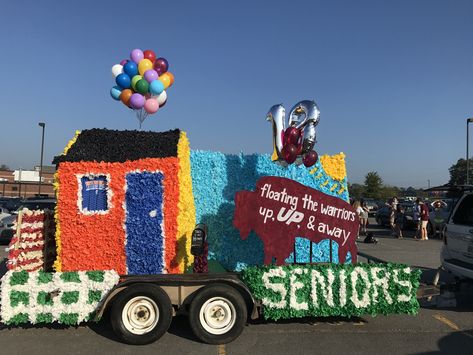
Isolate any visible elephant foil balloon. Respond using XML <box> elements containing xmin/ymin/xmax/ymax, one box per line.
<box><xmin>266</xmin><ymin>100</ymin><xmax>320</xmax><ymax>167</ymax></box>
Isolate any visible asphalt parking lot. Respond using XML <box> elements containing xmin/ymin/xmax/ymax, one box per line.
<box><xmin>0</xmin><ymin>218</ymin><xmax>472</xmax><ymax>355</ymax></box>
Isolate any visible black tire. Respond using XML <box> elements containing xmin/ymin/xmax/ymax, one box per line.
<box><xmin>110</xmin><ymin>284</ymin><xmax>173</xmax><ymax>345</ymax></box>
<box><xmin>188</xmin><ymin>284</ymin><xmax>247</xmax><ymax>344</ymax></box>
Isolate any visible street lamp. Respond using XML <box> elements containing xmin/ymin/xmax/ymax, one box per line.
<box><xmin>38</xmin><ymin>122</ymin><xmax>45</xmax><ymax>195</ymax></box>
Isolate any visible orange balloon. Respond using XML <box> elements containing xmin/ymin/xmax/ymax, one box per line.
<box><xmin>166</xmin><ymin>72</ymin><xmax>174</xmax><ymax>86</ymax></box>
<box><xmin>120</xmin><ymin>89</ymin><xmax>133</xmax><ymax>106</ymax></box>
<box><xmin>158</xmin><ymin>74</ymin><xmax>171</xmax><ymax>89</ymax></box>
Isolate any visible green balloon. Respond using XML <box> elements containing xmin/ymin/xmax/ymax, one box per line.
<box><xmin>131</xmin><ymin>75</ymin><xmax>143</xmax><ymax>90</ymax></box>
<box><xmin>136</xmin><ymin>79</ymin><xmax>149</xmax><ymax>94</ymax></box>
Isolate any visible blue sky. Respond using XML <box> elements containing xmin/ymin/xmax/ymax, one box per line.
<box><xmin>0</xmin><ymin>0</ymin><xmax>471</xmax><ymax>188</ymax></box>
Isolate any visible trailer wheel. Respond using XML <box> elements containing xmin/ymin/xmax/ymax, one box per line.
<box><xmin>189</xmin><ymin>284</ymin><xmax>247</xmax><ymax>344</ymax></box>
<box><xmin>110</xmin><ymin>284</ymin><xmax>172</xmax><ymax>345</ymax></box>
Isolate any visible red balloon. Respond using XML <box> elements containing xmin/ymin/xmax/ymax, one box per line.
<box><xmin>154</xmin><ymin>57</ymin><xmax>169</xmax><ymax>75</ymax></box>
<box><xmin>143</xmin><ymin>50</ymin><xmax>156</xmax><ymax>63</ymax></box>
<box><xmin>302</xmin><ymin>150</ymin><xmax>318</xmax><ymax>167</ymax></box>
<box><xmin>284</xmin><ymin>127</ymin><xmax>301</xmax><ymax>146</ymax></box>
<box><xmin>282</xmin><ymin>144</ymin><xmax>298</xmax><ymax>164</ymax></box>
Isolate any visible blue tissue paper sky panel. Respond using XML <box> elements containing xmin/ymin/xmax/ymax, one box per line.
<box><xmin>190</xmin><ymin>151</ymin><xmax>351</xmax><ymax>271</ymax></box>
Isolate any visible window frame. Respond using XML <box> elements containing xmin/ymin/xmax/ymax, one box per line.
<box><xmin>76</xmin><ymin>173</ymin><xmax>113</xmax><ymax>215</ymax></box>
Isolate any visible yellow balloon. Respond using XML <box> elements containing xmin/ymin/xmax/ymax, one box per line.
<box><xmin>159</xmin><ymin>73</ymin><xmax>171</xmax><ymax>89</ymax></box>
<box><xmin>138</xmin><ymin>59</ymin><xmax>153</xmax><ymax>76</ymax></box>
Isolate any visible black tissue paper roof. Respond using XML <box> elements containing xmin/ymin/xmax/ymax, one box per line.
<box><xmin>53</xmin><ymin>128</ymin><xmax>181</xmax><ymax>164</ymax></box>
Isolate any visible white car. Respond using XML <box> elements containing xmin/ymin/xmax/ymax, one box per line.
<box><xmin>0</xmin><ymin>206</ymin><xmax>11</xmax><ymax>221</ymax></box>
<box><xmin>441</xmin><ymin>191</ymin><xmax>473</xmax><ymax>280</ymax></box>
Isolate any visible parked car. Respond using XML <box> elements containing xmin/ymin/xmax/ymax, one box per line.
<box><xmin>441</xmin><ymin>191</ymin><xmax>473</xmax><ymax>280</ymax></box>
<box><xmin>0</xmin><ymin>214</ymin><xmax>16</xmax><ymax>245</ymax></box>
<box><xmin>375</xmin><ymin>206</ymin><xmax>391</xmax><ymax>226</ymax></box>
<box><xmin>375</xmin><ymin>202</ymin><xmax>416</xmax><ymax>230</ymax></box>
<box><xmin>1</xmin><ymin>197</ymin><xmax>23</xmax><ymax>212</ymax></box>
<box><xmin>363</xmin><ymin>199</ymin><xmax>379</xmax><ymax>216</ymax></box>
<box><xmin>14</xmin><ymin>198</ymin><xmax>56</xmax><ymax>213</ymax></box>
<box><xmin>0</xmin><ymin>206</ymin><xmax>11</xmax><ymax>221</ymax></box>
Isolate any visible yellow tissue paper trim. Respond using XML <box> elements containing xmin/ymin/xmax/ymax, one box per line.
<box><xmin>62</xmin><ymin>130</ymin><xmax>81</xmax><ymax>156</ymax></box>
<box><xmin>53</xmin><ymin>171</ymin><xmax>62</xmax><ymax>272</ymax></box>
<box><xmin>176</xmin><ymin>131</ymin><xmax>196</xmax><ymax>273</ymax></box>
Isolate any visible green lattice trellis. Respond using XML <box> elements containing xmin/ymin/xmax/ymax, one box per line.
<box><xmin>1</xmin><ymin>270</ymin><xmax>119</xmax><ymax>325</ymax></box>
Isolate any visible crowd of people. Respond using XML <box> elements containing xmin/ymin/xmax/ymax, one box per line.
<box><xmin>351</xmin><ymin>197</ymin><xmax>432</xmax><ymax>241</ymax></box>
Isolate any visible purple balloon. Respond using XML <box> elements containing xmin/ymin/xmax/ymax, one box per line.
<box><xmin>130</xmin><ymin>49</ymin><xmax>144</xmax><ymax>64</ymax></box>
<box><xmin>144</xmin><ymin>69</ymin><xmax>159</xmax><ymax>83</ymax></box>
<box><xmin>129</xmin><ymin>93</ymin><xmax>145</xmax><ymax>109</ymax></box>
<box><xmin>153</xmin><ymin>57</ymin><xmax>169</xmax><ymax>76</ymax></box>
<box><xmin>120</xmin><ymin>59</ymin><xmax>128</xmax><ymax>66</ymax></box>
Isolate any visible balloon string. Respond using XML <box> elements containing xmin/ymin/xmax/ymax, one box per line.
<box><xmin>135</xmin><ymin>108</ymin><xmax>149</xmax><ymax>130</ymax></box>
<box><xmin>136</xmin><ymin>109</ymin><xmax>143</xmax><ymax>130</ymax></box>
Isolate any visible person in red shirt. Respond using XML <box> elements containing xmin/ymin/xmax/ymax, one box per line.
<box><xmin>419</xmin><ymin>198</ymin><xmax>430</xmax><ymax>241</ymax></box>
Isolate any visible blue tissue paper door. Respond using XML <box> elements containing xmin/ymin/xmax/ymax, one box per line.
<box><xmin>125</xmin><ymin>172</ymin><xmax>165</xmax><ymax>274</ymax></box>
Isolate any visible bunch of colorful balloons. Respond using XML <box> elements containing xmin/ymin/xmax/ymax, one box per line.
<box><xmin>110</xmin><ymin>48</ymin><xmax>174</xmax><ymax>127</ymax></box>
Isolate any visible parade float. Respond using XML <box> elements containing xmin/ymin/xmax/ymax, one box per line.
<box><xmin>0</xmin><ymin>48</ymin><xmax>420</xmax><ymax>345</ymax></box>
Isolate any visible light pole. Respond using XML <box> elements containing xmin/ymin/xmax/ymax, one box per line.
<box><xmin>38</xmin><ymin>122</ymin><xmax>45</xmax><ymax>195</ymax></box>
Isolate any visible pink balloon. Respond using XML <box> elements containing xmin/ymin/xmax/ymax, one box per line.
<box><xmin>120</xmin><ymin>59</ymin><xmax>128</xmax><ymax>66</ymax></box>
<box><xmin>144</xmin><ymin>98</ymin><xmax>159</xmax><ymax>114</ymax></box>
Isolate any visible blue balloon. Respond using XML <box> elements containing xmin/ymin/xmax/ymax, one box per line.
<box><xmin>116</xmin><ymin>73</ymin><xmax>131</xmax><ymax>89</ymax></box>
<box><xmin>110</xmin><ymin>86</ymin><xmax>122</xmax><ymax>101</ymax></box>
<box><xmin>149</xmin><ymin>80</ymin><xmax>164</xmax><ymax>95</ymax></box>
<box><xmin>123</xmin><ymin>61</ymin><xmax>138</xmax><ymax>77</ymax></box>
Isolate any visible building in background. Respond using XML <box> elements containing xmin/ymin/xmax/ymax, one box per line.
<box><xmin>0</xmin><ymin>166</ymin><xmax>55</xmax><ymax>197</ymax></box>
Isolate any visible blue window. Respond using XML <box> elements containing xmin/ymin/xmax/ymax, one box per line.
<box><xmin>81</xmin><ymin>175</ymin><xmax>108</xmax><ymax>212</ymax></box>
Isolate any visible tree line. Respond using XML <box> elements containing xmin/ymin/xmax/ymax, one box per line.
<box><xmin>349</xmin><ymin>158</ymin><xmax>470</xmax><ymax>201</ymax></box>
<box><xmin>348</xmin><ymin>171</ymin><xmax>427</xmax><ymax>201</ymax></box>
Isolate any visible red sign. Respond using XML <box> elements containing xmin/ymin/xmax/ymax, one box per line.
<box><xmin>233</xmin><ymin>176</ymin><xmax>359</xmax><ymax>264</ymax></box>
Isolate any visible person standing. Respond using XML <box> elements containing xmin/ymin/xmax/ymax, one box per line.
<box><xmin>394</xmin><ymin>204</ymin><xmax>405</xmax><ymax>239</ymax></box>
<box><xmin>389</xmin><ymin>197</ymin><xmax>399</xmax><ymax>236</ymax></box>
<box><xmin>419</xmin><ymin>198</ymin><xmax>430</xmax><ymax>240</ymax></box>
<box><xmin>359</xmin><ymin>199</ymin><xmax>369</xmax><ymax>236</ymax></box>
<box><xmin>352</xmin><ymin>200</ymin><xmax>363</xmax><ymax>237</ymax></box>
